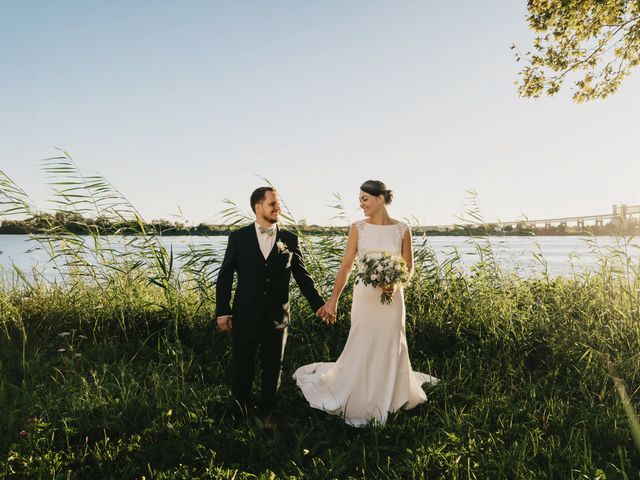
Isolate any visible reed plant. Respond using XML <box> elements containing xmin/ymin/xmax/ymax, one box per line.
<box><xmin>1</xmin><ymin>156</ymin><xmax>639</xmax><ymax>478</ymax></box>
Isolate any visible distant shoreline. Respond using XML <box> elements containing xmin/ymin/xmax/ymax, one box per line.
<box><xmin>0</xmin><ymin>230</ymin><xmax>629</xmax><ymax>237</ymax></box>
<box><xmin>2</xmin><ymin>214</ymin><xmax>635</xmax><ymax>237</ymax></box>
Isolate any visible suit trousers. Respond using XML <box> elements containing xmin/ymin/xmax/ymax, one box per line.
<box><xmin>230</xmin><ymin>321</ymin><xmax>288</xmax><ymax>412</ymax></box>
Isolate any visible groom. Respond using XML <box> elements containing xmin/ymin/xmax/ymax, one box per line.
<box><xmin>215</xmin><ymin>187</ymin><xmax>332</xmax><ymax>418</ymax></box>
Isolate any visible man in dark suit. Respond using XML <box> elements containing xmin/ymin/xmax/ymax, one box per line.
<box><xmin>216</xmin><ymin>187</ymin><xmax>333</xmax><ymax>420</ymax></box>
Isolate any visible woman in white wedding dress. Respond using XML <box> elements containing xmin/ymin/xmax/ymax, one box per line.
<box><xmin>293</xmin><ymin>180</ymin><xmax>439</xmax><ymax>427</ymax></box>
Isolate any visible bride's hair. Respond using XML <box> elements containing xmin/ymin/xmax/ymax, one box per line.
<box><xmin>360</xmin><ymin>180</ymin><xmax>393</xmax><ymax>205</ymax></box>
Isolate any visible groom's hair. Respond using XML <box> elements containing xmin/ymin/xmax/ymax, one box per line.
<box><xmin>250</xmin><ymin>186</ymin><xmax>276</xmax><ymax>213</ymax></box>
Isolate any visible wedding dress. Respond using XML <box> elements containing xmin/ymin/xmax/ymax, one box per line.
<box><xmin>293</xmin><ymin>220</ymin><xmax>439</xmax><ymax>427</ymax></box>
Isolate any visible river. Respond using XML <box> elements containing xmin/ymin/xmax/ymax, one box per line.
<box><xmin>0</xmin><ymin>234</ymin><xmax>636</xmax><ymax>281</ymax></box>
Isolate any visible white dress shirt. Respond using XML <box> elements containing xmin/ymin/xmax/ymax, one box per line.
<box><xmin>255</xmin><ymin>222</ymin><xmax>277</xmax><ymax>259</ymax></box>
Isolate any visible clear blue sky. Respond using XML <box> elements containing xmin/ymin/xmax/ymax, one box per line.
<box><xmin>2</xmin><ymin>1</ymin><xmax>639</xmax><ymax>226</ymax></box>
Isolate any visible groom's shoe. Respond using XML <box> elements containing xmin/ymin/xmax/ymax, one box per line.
<box><xmin>260</xmin><ymin>413</ymin><xmax>280</xmax><ymax>430</ymax></box>
<box><xmin>264</xmin><ymin>415</ymin><xmax>279</xmax><ymax>430</ymax></box>
<box><xmin>257</xmin><ymin>402</ymin><xmax>281</xmax><ymax>430</ymax></box>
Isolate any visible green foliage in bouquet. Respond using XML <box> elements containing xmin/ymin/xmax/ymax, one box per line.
<box><xmin>355</xmin><ymin>252</ymin><xmax>410</xmax><ymax>304</ymax></box>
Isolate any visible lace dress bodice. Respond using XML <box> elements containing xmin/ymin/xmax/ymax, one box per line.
<box><xmin>353</xmin><ymin>220</ymin><xmax>409</xmax><ymax>267</ymax></box>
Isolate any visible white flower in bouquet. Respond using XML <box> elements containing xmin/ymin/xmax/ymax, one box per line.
<box><xmin>355</xmin><ymin>251</ymin><xmax>410</xmax><ymax>304</ymax></box>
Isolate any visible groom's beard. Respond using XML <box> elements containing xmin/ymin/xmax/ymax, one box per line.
<box><xmin>261</xmin><ymin>213</ymin><xmax>278</xmax><ymax>224</ymax></box>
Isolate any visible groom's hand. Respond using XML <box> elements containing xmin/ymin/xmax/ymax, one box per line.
<box><xmin>217</xmin><ymin>315</ymin><xmax>233</xmax><ymax>332</ymax></box>
<box><xmin>315</xmin><ymin>306</ymin><xmax>327</xmax><ymax>323</ymax></box>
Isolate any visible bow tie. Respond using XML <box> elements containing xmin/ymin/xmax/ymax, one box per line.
<box><xmin>258</xmin><ymin>225</ymin><xmax>276</xmax><ymax>236</ymax></box>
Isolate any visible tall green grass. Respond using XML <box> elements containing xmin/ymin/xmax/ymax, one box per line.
<box><xmin>1</xmin><ymin>155</ymin><xmax>640</xmax><ymax>478</ymax></box>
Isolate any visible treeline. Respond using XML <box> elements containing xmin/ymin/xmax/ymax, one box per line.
<box><xmin>0</xmin><ymin>212</ymin><xmax>349</xmax><ymax>236</ymax></box>
<box><xmin>414</xmin><ymin>220</ymin><xmax>640</xmax><ymax>236</ymax></box>
<box><xmin>1</xmin><ymin>212</ymin><xmax>637</xmax><ymax>236</ymax></box>
<box><xmin>0</xmin><ymin>212</ymin><xmax>228</xmax><ymax>236</ymax></box>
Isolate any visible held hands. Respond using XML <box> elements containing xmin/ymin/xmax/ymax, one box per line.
<box><xmin>218</xmin><ymin>306</ymin><xmax>334</xmax><ymax>330</ymax></box>
<box><xmin>216</xmin><ymin>315</ymin><xmax>233</xmax><ymax>332</ymax></box>
<box><xmin>316</xmin><ymin>300</ymin><xmax>337</xmax><ymax>324</ymax></box>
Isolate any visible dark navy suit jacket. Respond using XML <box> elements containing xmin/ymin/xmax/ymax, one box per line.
<box><xmin>215</xmin><ymin>224</ymin><xmax>324</xmax><ymax>335</ymax></box>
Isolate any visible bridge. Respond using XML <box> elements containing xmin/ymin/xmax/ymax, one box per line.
<box><xmin>422</xmin><ymin>204</ymin><xmax>640</xmax><ymax>232</ymax></box>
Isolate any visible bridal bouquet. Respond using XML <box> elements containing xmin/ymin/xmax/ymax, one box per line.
<box><xmin>356</xmin><ymin>252</ymin><xmax>410</xmax><ymax>304</ymax></box>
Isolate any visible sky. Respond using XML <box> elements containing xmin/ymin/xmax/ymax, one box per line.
<box><xmin>2</xmin><ymin>1</ymin><xmax>639</xmax><ymax>227</ymax></box>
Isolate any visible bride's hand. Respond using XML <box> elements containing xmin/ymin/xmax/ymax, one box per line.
<box><xmin>382</xmin><ymin>284</ymin><xmax>397</xmax><ymax>297</ymax></box>
<box><xmin>325</xmin><ymin>299</ymin><xmax>337</xmax><ymax>324</ymax></box>
<box><xmin>329</xmin><ymin>308</ymin><xmax>337</xmax><ymax>324</ymax></box>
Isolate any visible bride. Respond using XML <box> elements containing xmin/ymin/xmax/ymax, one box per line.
<box><xmin>293</xmin><ymin>180</ymin><xmax>439</xmax><ymax>427</ymax></box>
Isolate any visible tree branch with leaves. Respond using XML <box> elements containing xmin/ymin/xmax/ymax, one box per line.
<box><xmin>515</xmin><ymin>0</ymin><xmax>640</xmax><ymax>102</ymax></box>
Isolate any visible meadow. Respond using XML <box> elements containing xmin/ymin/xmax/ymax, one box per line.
<box><xmin>1</xmin><ymin>156</ymin><xmax>640</xmax><ymax>479</ymax></box>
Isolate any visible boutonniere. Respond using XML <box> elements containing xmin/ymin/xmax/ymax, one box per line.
<box><xmin>276</xmin><ymin>240</ymin><xmax>293</xmax><ymax>269</ymax></box>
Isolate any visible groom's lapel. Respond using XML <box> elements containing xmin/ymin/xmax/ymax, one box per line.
<box><xmin>266</xmin><ymin>226</ymin><xmax>280</xmax><ymax>261</ymax></box>
<box><xmin>249</xmin><ymin>224</ymin><xmax>265</xmax><ymax>261</ymax></box>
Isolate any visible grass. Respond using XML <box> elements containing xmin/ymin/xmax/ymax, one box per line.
<box><xmin>1</xmin><ymin>155</ymin><xmax>640</xmax><ymax>478</ymax></box>
<box><xmin>1</xmin><ymin>249</ymin><xmax>640</xmax><ymax>479</ymax></box>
